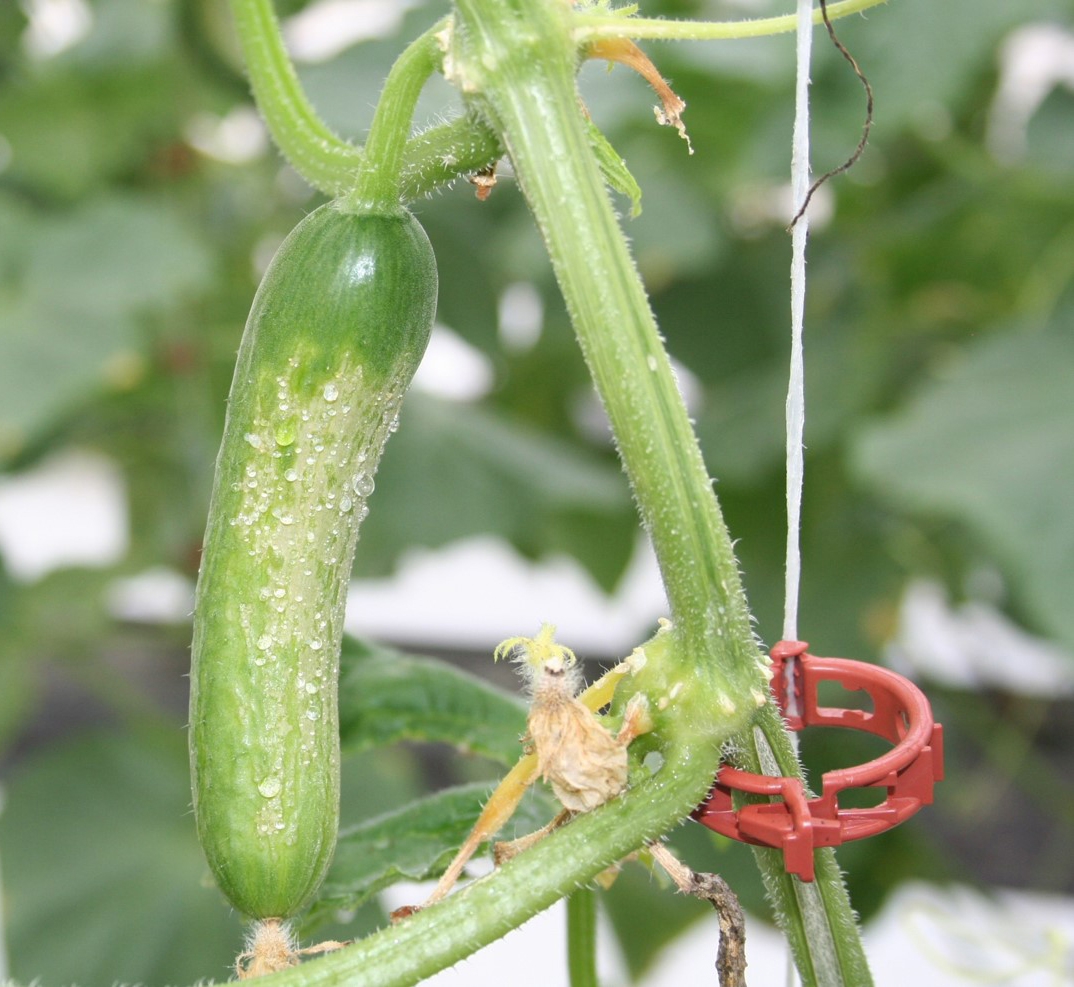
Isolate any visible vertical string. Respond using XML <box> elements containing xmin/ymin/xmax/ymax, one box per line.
<box><xmin>784</xmin><ymin>6</ymin><xmax>813</xmax><ymax>985</ymax></box>
<box><xmin>785</xmin><ymin>0</ymin><xmax>813</xmax><ymax>647</ymax></box>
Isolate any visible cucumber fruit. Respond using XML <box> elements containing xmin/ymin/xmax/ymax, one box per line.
<box><xmin>189</xmin><ymin>201</ymin><xmax>436</xmax><ymax>919</ymax></box>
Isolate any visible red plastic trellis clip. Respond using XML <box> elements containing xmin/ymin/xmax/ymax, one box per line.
<box><xmin>692</xmin><ymin>640</ymin><xmax>944</xmax><ymax>882</ymax></box>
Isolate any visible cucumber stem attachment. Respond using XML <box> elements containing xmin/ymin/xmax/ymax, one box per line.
<box><xmin>229</xmin><ymin>0</ymin><xmax>501</xmax><ymax>200</ymax></box>
<box><xmin>344</xmin><ymin>20</ymin><xmax>448</xmax><ymax>212</ymax></box>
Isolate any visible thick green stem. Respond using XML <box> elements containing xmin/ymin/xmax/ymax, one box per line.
<box><xmin>399</xmin><ymin>114</ymin><xmax>503</xmax><ymax>201</ymax></box>
<box><xmin>236</xmin><ymin>742</ymin><xmax>717</xmax><ymax>987</ymax></box>
<box><xmin>449</xmin><ymin>0</ymin><xmax>768</xmax><ymax>741</ymax></box>
<box><xmin>566</xmin><ymin>889</ymin><xmax>600</xmax><ymax>987</ymax></box>
<box><xmin>736</xmin><ymin>705</ymin><xmax>874</xmax><ymax>986</ymax></box>
<box><xmin>447</xmin><ymin>0</ymin><xmax>872</xmax><ymax>983</ymax></box>
<box><xmin>343</xmin><ymin>20</ymin><xmax>446</xmax><ymax>211</ymax></box>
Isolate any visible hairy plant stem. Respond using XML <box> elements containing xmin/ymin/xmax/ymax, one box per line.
<box><xmin>566</xmin><ymin>889</ymin><xmax>600</xmax><ymax>987</ymax></box>
<box><xmin>573</xmin><ymin>0</ymin><xmax>890</xmax><ymax>44</ymax></box>
<box><xmin>228</xmin><ymin>0</ymin><xmax>362</xmax><ymax>192</ymax></box>
<box><xmin>228</xmin><ymin>0</ymin><xmax>501</xmax><ymax>198</ymax></box>
<box><xmin>343</xmin><ymin>21</ymin><xmax>446</xmax><ymax>211</ymax></box>
<box><xmin>399</xmin><ymin>113</ymin><xmax>502</xmax><ymax>201</ymax></box>
<box><xmin>737</xmin><ymin>704</ymin><xmax>874</xmax><ymax>985</ymax></box>
<box><xmin>450</xmin><ymin>0</ymin><xmax>768</xmax><ymax>739</ymax></box>
<box><xmin>447</xmin><ymin>0</ymin><xmax>872</xmax><ymax>983</ymax></box>
<box><xmin>234</xmin><ymin>741</ymin><xmax>717</xmax><ymax>987</ymax></box>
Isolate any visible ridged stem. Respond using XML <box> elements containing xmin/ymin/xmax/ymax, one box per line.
<box><xmin>450</xmin><ymin>0</ymin><xmax>768</xmax><ymax>739</ymax></box>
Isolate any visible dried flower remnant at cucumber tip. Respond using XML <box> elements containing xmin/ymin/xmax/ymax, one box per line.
<box><xmin>495</xmin><ymin>624</ymin><xmax>651</xmax><ymax>813</ymax></box>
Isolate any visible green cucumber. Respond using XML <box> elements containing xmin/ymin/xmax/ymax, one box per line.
<box><xmin>189</xmin><ymin>200</ymin><xmax>436</xmax><ymax>920</ymax></box>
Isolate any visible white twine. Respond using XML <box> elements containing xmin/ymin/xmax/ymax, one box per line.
<box><xmin>784</xmin><ymin>0</ymin><xmax>813</xmax><ymax>646</ymax></box>
<box><xmin>784</xmin><ymin>6</ymin><xmax>814</xmax><ymax>984</ymax></box>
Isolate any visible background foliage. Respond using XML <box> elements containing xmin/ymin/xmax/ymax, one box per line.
<box><xmin>1</xmin><ymin>0</ymin><xmax>1073</xmax><ymax>983</ymax></box>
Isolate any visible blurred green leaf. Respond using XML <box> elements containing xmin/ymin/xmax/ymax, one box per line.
<box><xmin>310</xmin><ymin>781</ymin><xmax>551</xmax><ymax>923</ymax></box>
<box><xmin>0</xmin><ymin>67</ymin><xmax>183</xmax><ymax>198</ymax></box>
<box><xmin>0</xmin><ymin>730</ymin><xmax>238</xmax><ymax>987</ymax></box>
<box><xmin>339</xmin><ymin>637</ymin><xmax>527</xmax><ymax>766</ymax></box>
<box><xmin>22</xmin><ymin>195</ymin><xmax>212</xmax><ymax>317</ymax></box>
<box><xmin>0</xmin><ymin>195</ymin><xmax>213</xmax><ymax>450</ymax></box>
<box><xmin>0</xmin><ymin>564</ymin><xmax>37</xmax><ymax>749</ymax></box>
<box><xmin>357</xmin><ymin>395</ymin><xmax>636</xmax><ymax>590</ymax></box>
<box><xmin>844</xmin><ymin>0</ymin><xmax>1070</xmax><ymax>133</ymax></box>
<box><xmin>853</xmin><ymin>324</ymin><xmax>1074</xmax><ymax>651</ymax></box>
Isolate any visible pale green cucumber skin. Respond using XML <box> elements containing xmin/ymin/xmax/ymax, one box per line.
<box><xmin>189</xmin><ymin>201</ymin><xmax>436</xmax><ymax>920</ymax></box>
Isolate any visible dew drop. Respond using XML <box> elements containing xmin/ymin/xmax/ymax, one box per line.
<box><xmin>244</xmin><ymin>432</ymin><xmax>263</xmax><ymax>449</ymax></box>
<box><xmin>257</xmin><ymin>634</ymin><xmax>273</xmax><ymax>650</ymax></box>
<box><xmin>284</xmin><ymin>468</ymin><xmax>298</xmax><ymax>482</ymax></box>
<box><xmin>273</xmin><ymin>588</ymin><xmax>286</xmax><ymax>598</ymax></box>
<box><xmin>275</xmin><ymin>419</ymin><xmax>297</xmax><ymax>447</ymax></box>
<box><xmin>305</xmin><ymin>681</ymin><xmax>319</xmax><ymax>694</ymax></box>
<box><xmin>308</xmin><ymin>639</ymin><xmax>323</xmax><ymax>651</ymax></box>
<box><xmin>258</xmin><ymin>776</ymin><xmax>282</xmax><ymax>798</ymax></box>
<box><xmin>305</xmin><ymin>708</ymin><xmax>320</xmax><ymax>721</ymax></box>
<box><xmin>323</xmin><ymin>382</ymin><xmax>339</xmax><ymax>402</ymax></box>
<box><xmin>352</xmin><ymin>473</ymin><xmax>375</xmax><ymax>497</ymax></box>
<box><xmin>339</xmin><ymin>495</ymin><xmax>353</xmax><ymax>512</ymax></box>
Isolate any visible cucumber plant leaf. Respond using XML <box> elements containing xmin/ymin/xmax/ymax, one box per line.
<box><xmin>306</xmin><ymin>782</ymin><xmax>553</xmax><ymax>927</ymax></box>
<box><xmin>586</xmin><ymin>118</ymin><xmax>643</xmax><ymax>217</ymax></box>
<box><xmin>852</xmin><ymin>324</ymin><xmax>1074</xmax><ymax>651</ymax></box>
<box><xmin>339</xmin><ymin>636</ymin><xmax>527</xmax><ymax>766</ymax></box>
<box><xmin>0</xmin><ymin>731</ymin><xmax>238</xmax><ymax>987</ymax></box>
<box><xmin>0</xmin><ymin>195</ymin><xmax>212</xmax><ymax>455</ymax></box>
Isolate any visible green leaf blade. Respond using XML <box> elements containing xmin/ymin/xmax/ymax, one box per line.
<box><xmin>339</xmin><ymin>637</ymin><xmax>528</xmax><ymax>766</ymax></box>
<box><xmin>309</xmin><ymin>782</ymin><xmax>552</xmax><ymax>923</ymax></box>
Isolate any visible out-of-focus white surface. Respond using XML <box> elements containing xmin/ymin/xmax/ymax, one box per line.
<box><xmin>283</xmin><ymin>0</ymin><xmax>417</xmax><ymax>62</ymax></box>
<box><xmin>345</xmin><ymin>534</ymin><xmax>668</xmax><ymax>655</ymax></box>
<box><xmin>411</xmin><ymin>326</ymin><xmax>495</xmax><ymax>401</ymax></box>
<box><xmin>988</xmin><ymin>23</ymin><xmax>1074</xmax><ymax>162</ymax></box>
<box><xmin>379</xmin><ymin>879</ymin><xmax>1074</xmax><ymax>986</ymax></box>
<box><xmin>890</xmin><ymin>580</ymin><xmax>1074</xmax><ymax>697</ymax></box>
<box><xmin>0</xmin><ymin>449</ymin><xmax>127</xmax><ymax>581</ymax></box>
